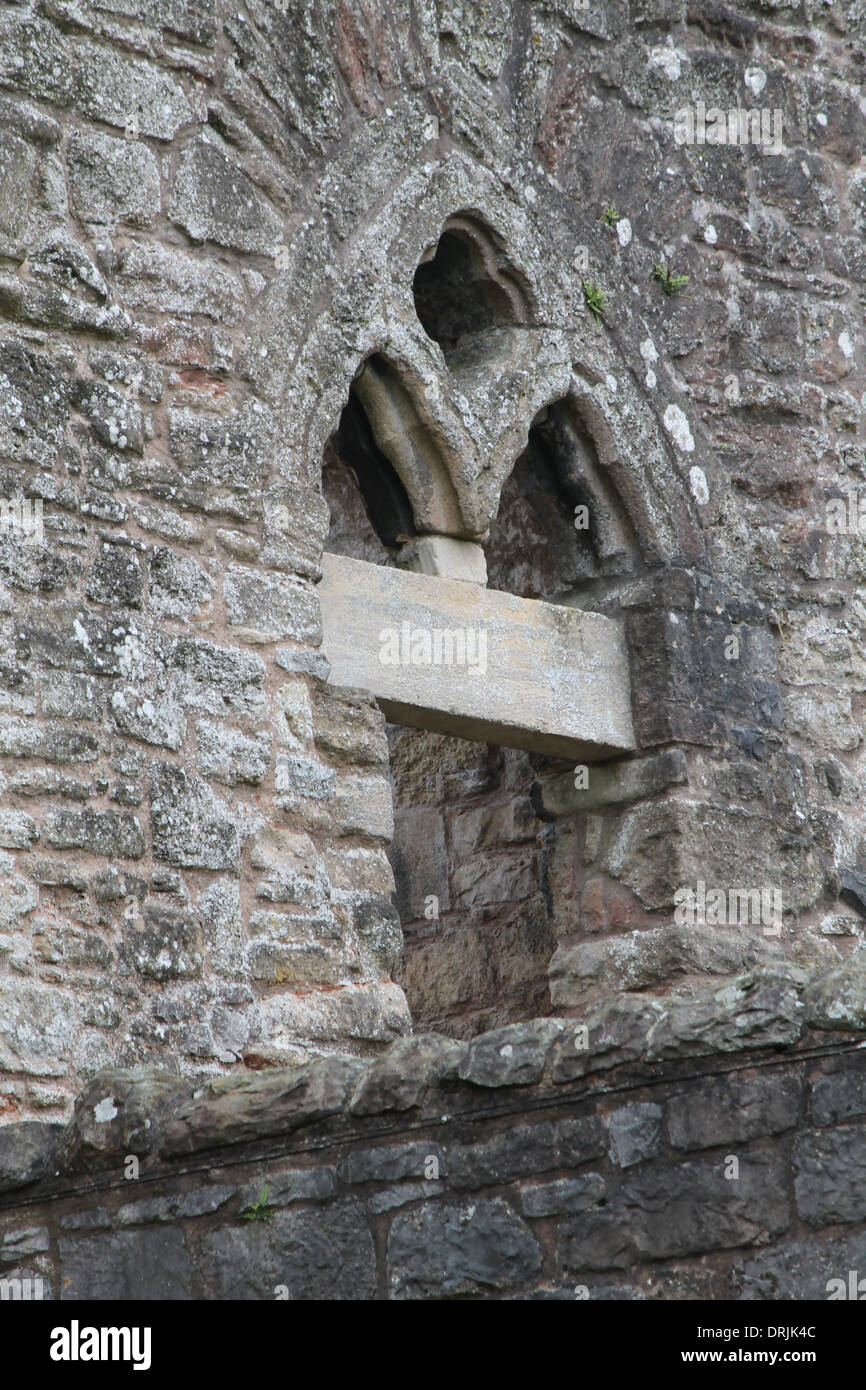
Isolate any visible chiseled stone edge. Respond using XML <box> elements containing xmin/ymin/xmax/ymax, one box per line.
<box><xmin>2</xmin><ymin>957</ymin><xmax>866</xmax><ymax>1195</ymax></box>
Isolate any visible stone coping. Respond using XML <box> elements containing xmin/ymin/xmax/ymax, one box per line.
<box><xmin>2</xmin><ymin>957</ymin><xmax>865</xmax><ymax>1200</ymax></box>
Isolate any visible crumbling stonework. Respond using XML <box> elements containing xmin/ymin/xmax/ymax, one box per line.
<box><xmin>0</xmin><ymin>0</ymin><xmax>865</xmax><ymax>1301</ymax></box>
<box><xmin>2</xmin><ymin>980</ymin><xmax>866</xmax><ymax>1300</ymax></box>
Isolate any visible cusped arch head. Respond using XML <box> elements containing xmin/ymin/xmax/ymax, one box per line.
<box><xmin>267</xmin><ymin>150</ymin><xmax>706</xmax><ymax>572</ymax></box>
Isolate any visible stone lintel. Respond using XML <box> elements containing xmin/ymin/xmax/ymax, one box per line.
<box><xmin>318</xmin><ymin>552</ymin><xmax>635</xmax><ymax>760</ymax></box>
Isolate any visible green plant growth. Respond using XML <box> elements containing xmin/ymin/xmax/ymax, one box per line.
<box><xmin>582</xmin><ymin>279</ymin><xmax>608</xmax><ymax>322</ymax></box>
<box><xmin>242</xmin><ymin>1186</ymin><xmax>274</xmax><ymax>1222</ymax></box>
<box><xmin>653</xmin><ymin>261</ymin><xmax>690</xmax><ymax>296</ymax></box>
<box><xmin>602</xmin><ymin>203</ymin><xmax>620</xmax><ymax>226</ymax></box>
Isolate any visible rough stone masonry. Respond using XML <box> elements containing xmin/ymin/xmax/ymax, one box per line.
<box><xmin>0</xmin><ymin>0</ymin><xmax>865</xmax><ymax>1299</ymax></box>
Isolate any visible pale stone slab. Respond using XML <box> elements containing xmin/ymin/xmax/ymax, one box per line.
<box><xmin>318</xmin><ymin>553</ymin><xmax>634</xmax><ymax>760</ymax></box>
<box><xmin>398</xmin><ymin>535</ymin><xmax>488</xmax><ymax>585</ymax></box>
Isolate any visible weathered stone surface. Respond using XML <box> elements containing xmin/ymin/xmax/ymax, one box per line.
<box><xmin>116</xmin><ymin>1187</ymin><xmax>235</xmax><ymax>1226</ymax></box>
<box><xmin>736</xmin><ymin>1232</ymin><xmax>866</xmax><ymax>1301</ymax></box>
<box><xmin>197</xmin><ymin>1202</ymin><xmax>376</xmax><ymax>1300</ymax></box>
<box><xmin>645</xmin><ymin>967</ymin><xmax>805</xmax><ymax>1060</ymax></box>
<box><xmin>540</xmin><ymin>749</ymin><xmax>687</xmax><ymax>817</ymax></box>
<box><xmin>319</xmin><ymin>553</ymin><xmax>634</xmax><ymax>760</ymax></box>
<box><xmin>68</xmin><ymin>131</ymin><xmax>160</xmax><ymax>229</ymax></box>
<box><xmin>561</xmin><ymin>1155</ymin><xmax>790</xmax><ymax>1272</ymax></box>
<box><xmin>607</xmin><ymin>1103</ymin><xmax>662</xmax><ymax>1168</ymax></box>
<box><xmin>458</xmin><ymin>1020</ymin><xmax>564</xmax><ymax>1088</ymax></box>
<box><xmin>803</xmin><ymin>958</ymin><xmax>866</xmax><ymax>1031</ymax></box>
<box><xmin>810</xmin><ymin>1068</ymin><xmax>866</xmax><ymax>1126</ymax></box>
<box><xmin>0</xmin><ymin>1122</ymin><xmax>62</xmax><ymax>1194</ymax></box>
<box><xmin>389</xmin><ymin>1199</ymin><xmax>542</xmax><ymax>1298</ymax></box>
<box><xmin>76</xmin><ymin>43</ymin><xmax>194</xmax><ymax>139</ymax></box>
<box><xmin>123</xmin><ymin>904</ymin><xmax>204</xmax><ymax>982</ymax></box>
<box><xmin>150</xmin><ymin>765</ymin><xmax>239</xmax><ymax>871</ymax></box>
<box><xmin>668</xmin><ymin>1074</ymin><xmax>802</xmax><ymax>1150</ymax></box>
<box><xmin>339</xmin><ymin>1141</ymin><xmax>443</xmax><ymax>1185</ymax></box>
<box><xmin>793</xmin><ymin>1125</ymin><xmax>866</xmax><ymax>1225</ymax></box>
<box><xmin>196</xmin><ymin>720</ymin><xmax>272</xmax><ymax>787</ymax></box>
<box><xmin>169</xmin><ymin>137</ymin><xmax>282</xmax><ymax>254</ymax></box>
<box><xmin>550</xmin><ymin>925</ymin><xmax>777</xmax><ymax>1012</ymax></box>
<box><xmin>237</xmin><ymin>1167</ymin><xmax>334</xmax><ymax>1209</ymax></box>
<box><xmin>224</xmin><ymin>568</ymin><xmax>321</xmax><ymax>645</ymax></box>
<box><xmin>448</xmin><ymin>1124</ymin><xmax>557</xmax><ymax>1191</ymax></box>
<box><xmin>43</xmin><ymin>809</ymin><xmax>145</xmax><ymax>859</ymax></box>
<box><xmin>162</xmin><ymin>1057</ymin><xmax>366</xmax><ymax>1155</ymax></box>
<box><xmin>520</xmin><ymin>1174</ymin><xmax>606</xmax><ymax>1218</ymax></box>
<box><xmin>350</xmin><ymin>1034</ymin><xmax>466</xmax><ymax>1115</ymax></box>
<box><xmin>600</xmin><ymin>802</ymin><xmax>823</xmax><ymax>914</ymax></box>
<box><xmin>59</xmin><ymin>1228</ymin><xmax>193</xmax><ymax>1300</ymax></box>
<box><xmin>61</xmin><ymin>1069</ymin><xmax>193</xmax><ymax>1169</ymax></box>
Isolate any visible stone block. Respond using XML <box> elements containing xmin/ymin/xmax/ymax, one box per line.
<box><xmin>388</xmin><ymin>1198</ymin><xmax>541</xmax><ymax>1298</ymax></box>
<box><xmin>318</xmin><ymin>553</ymin><xmax>634</xmax><ymax>760</ymax></box>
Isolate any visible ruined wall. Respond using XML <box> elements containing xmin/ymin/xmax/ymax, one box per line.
<box><xmin>3</xmin><ymin>985</ymin><xmax>866</xmax><ymax>1300</ymax></box>
<box><xmin>1</xmin><ymin>0</ymin><xmax>866</xmax><ymax>1143</ymax></box>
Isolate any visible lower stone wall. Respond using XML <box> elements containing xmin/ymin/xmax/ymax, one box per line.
<box><xmin>2</xmin><ymin>962</ymin><xmax>866</xmax><ymax>1300</ymax></box>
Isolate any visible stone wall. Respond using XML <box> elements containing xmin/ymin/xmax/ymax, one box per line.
<box><xmin>3</xmin><ymin>970</ymin><xmax>866</xmax><ymax>1300</ymax></box>
<box><xmin>1</xmin><ymin>0</ymin><xmax>866</xmax><ymax>1157</ymax></box>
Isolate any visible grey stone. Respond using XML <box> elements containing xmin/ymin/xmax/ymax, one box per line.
<box><xmin>793</xmin><ymin>1125</ymin><xmax>866</xmax><ymax>1225</ymax></box>
<box><xmin>810</xmin><ymin>1069</ymin><xmax>866</xmax><ymax>1126</ymax></box>
<box><xmin>117</xmin><ymin>1187</ymin><xmax>236</xmax><ymax>1225</ymax></box>
<box><xmin>58</xmin><ymin>1208</ymin><xmax>111</xmax><ymax>1231</ymax></box>
<box><xmin>339</xmin><ymin>1142</ymin><xmax>444</xmax><ymax>1185</ymax></box>
<box><xmin>0</xmin><ymin>719</ymin><xmax>98</xmax><ymax>763</ymax></box>
<box><xmin>76</xmin><ymin>43</ymin><xmax>194</xmax><ymax>139</ymax></box>
<box><xmin>238</xmin><ymin>1168</ymin><xmax>334</xmax><ymax>1209</ymax></box>
<box><xmin>59</xmin><ymin>1228</ymin><xmax>193</xmax><ymax>1299</ymax></box>
<box><xmin>561</xmin><ymin>1154</ymin><xmax>790</xmax><ymax>1272</ymax></box>
<box><xmin>736</xmin><ymin>1232</ymin><xmax>866</xmax><ymax>1301</ymax></box>
<box><xmin>520</xmin><ymin>1174</ymin><xmax>606</xmax><ymax>1218</ymax></box>
<box><xmin>550</xmin><ymin>925</ymin><xmax>779</xmax><ymax>1012</ymax></box>
<box><xmin>803</xmin><ymin>958</ymin><xmax>866</xmax><ymax>1031</ymax></box>
<box><xmin>0</xmin><ymin>1226</ymin><xmax>49</xmax><ymax>1264</ymax></box>
<box><xmin>349</xmin><ymin>1034</ymin><xmax>467</xmax><ymax>1115</ymax></box>
<box><xmin>552</xmin><ymin>997</ymin><xmax>664</xmax><ymax>1082</ymax></box>
<box><xmin>458</xmin><ymin>1019</ymin><xmax>565</xmax><ymax>1088</ymax></box>
<box><xmin>117</xmin><ymin>242</ymin><xmax>244</xmax><ymax>323</ymax></box>
<box><xmin>368</xmin><ymin>1182</ymin><xmax>442</xmax><ymax>1213</ymax></box>
<box><xmin>150</xmin><ymin>764</ymin><xmax>240</xmax><ymax>871</ymax></box>
<box><xmin>555</xmin><ymin>1114</ymin><xmax>607</xmax><ymax>1166</ymax></box>
<box><xmin>668</xmin><ymin>1074</ymin><xmax>802</xmax><ymax>1150</ymax></box>
<box><xmin>149</xmin><ymin>549</ymin><xmax>214</xmax><ymax>620</ymax></box>
<box><xmin>43</xmin><ymin>809</ymin><xmax>145</xmax><ymax>859</ymax></box>
<box><xmin>69</xmin><ymin>130</ymin><xmax>160</xmax><ymax>229</ymax></box>
<box><xmin>169</xmin><ymin>136</ymin><xmax>282</xmax><ymax>253</ymax></box>
<box><xmin>123</xmin><ymin>904</ymin><xmax>204</xmax><ymax>982</ymax></box>
<box><xmin>600</xmin><ymin>802</ymin><xmax>822</xmax><ymax>914</ymax></box>
<box><xmin>274</xmin><ymin>648</ymin><xmax>330</xmax><ymax>681</ymax></box>
<box><xmin>196</xmin><ymin>719</ymin><xmax>272</xmax><ymax>787</ymax></box>
<box><xmin>389</xmin><ymin>1198</ymin><xmax>541</xmax><ymax>1298</ymax></box>
<box><xmin>274</xmin><ymin>756</ymin><xmax>336</xmax><ymax>803</ymax></box>
<box><xmin>61</xmin><ymin>1068</ymin><xmax>193</xmax><ymax>1169</ymax></box>
<box><xmin>447</xmin><ymin>1124</ymin><xmax>557</xmax><ymax>1191</ymax></box>
<box><xmin>645</xmin><ymin>966</ymin><xmax>805</xmax><ymax>1060</ymax></box>
<box><xmin>540</xmin><ymin>748</ymin><xmax>687</xmax><ymax>816</ymax></box>
<box><xmin>224</xmin><ymin>567</ymin><xmax>321</xmax><ymax>645</ymax></box>
<box><xmin>162</xmin><ymin>1056</ymin><xmax>366</xmax><ymax>1156</ymax></box>
<box><xmin>171</xmin><ymin>637</ymin><xmax>265</xmax><ymax>717</ymax></box>
<box><xmin>607</xmin><ymin>1103</ymin><xmax>662</xmax><ymax>1168</ymax></box>
<box><xmin>197</xmin><ymin>1202</ymin><xmax>375</xmax><ymax>1300</ymax></box>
